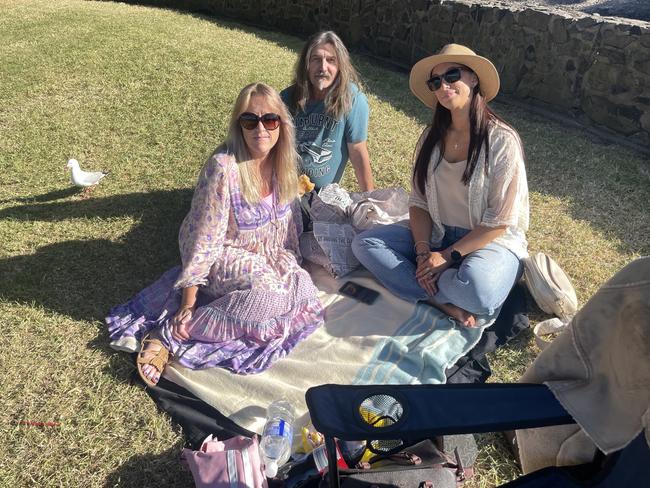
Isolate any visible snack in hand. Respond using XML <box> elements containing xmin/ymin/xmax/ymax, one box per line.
<box><xmin>298</xmin><ymin>174</ymin><xmax>316</xmax><ymax>196</ymax></box>
<box><xmin>300</xmin><ymin>423</ymin><xmax>324</xmax><ymax>453</ymax></box>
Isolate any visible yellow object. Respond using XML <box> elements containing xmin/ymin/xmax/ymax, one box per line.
<box><xmin>300</xmin><ymin>423</ymin><xmax>324</xmax><ymax>454</ymax></box>
<box><xmin>356</xmin><ymin>406</ymin><xmax>393</xmax><ymax>462</ymax></box>
<box><xmin>359</xmin><ymin>446</ymin><xmax>373</xmax><ymax>463</ymax></box>
<box><xmin>300</xmin><ymin>421</ymin><xmax>373</xmax><ymax>463</ymax></box>
<box><xmin>359</xmin><ymin>406</ymin><xmax>391</xmax><ymax>428</ymax></box>
<box><xmin>298</xmin><ymin>174</ymin><xmax>315</xmax><ymax>196</ymax></box>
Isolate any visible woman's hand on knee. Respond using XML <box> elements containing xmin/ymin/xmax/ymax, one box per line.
<box><xmin>417</xmin><ymin>272</ymin><xmax>440</xmax><ymax>296</ymax></box>
<box><xmin>171</xmin><ymin>307</ymin><xmax>193</xmax><ymax>341</ymax></box>
<box><xmin>415</xmin><ymin>252</ymin><xmax>449</xmax><ymax>296</ymax></box>
<box><xmin>415</xmin><ymin>251</ymin><xmax>449</xmax><ymax>279</ymax></box>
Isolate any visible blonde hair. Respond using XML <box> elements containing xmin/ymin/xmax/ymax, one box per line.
<box><xmin>219</xmin><ymin>82</ymin><xmax>298</xmax><ymax>205</ymax></box>
<box><xmin>289</xmin><ymin>31</ymin><xmax>361</xmax><ymax>120</ymax></box>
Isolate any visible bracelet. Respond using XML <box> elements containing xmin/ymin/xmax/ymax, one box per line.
<box><xmin>413</xmin><ymin>240</ymin><xmax>430</xmax><ymax>253</ymax></box>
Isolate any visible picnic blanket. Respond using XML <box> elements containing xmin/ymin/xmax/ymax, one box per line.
<box><xmin>163</xmin><ymin>263</ymin><xmax>496</xmax><ymax>436</ymax></box>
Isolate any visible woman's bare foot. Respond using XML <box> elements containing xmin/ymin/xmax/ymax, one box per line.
<box><xmin>140</xmin><ymin>348</ymin><xmax>163</xmax><ymax>385</ymax></box>
<box><xmin>137</xmin><ymin>332</ymin><xmax>170</xmax><ymax>386</ymax></box>
<box><xmin>428</xmin><ymin>300</ymin><xmax>476</xmax><ymax>327</ymax></box>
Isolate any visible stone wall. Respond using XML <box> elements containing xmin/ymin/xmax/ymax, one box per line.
<box><xmin>127</xmin><ymin>0</ymin><xmax>650</xmax><ymax>145</ymax></box>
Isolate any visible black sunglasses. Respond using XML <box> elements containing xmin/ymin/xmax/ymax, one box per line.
<box><xmin>238</xmin><ymin>112</ymin><xmax>281</xmax><ymax>131</ymax></box>
<box><xmin>426</xmin><ymin>67</ymin><xmax>466</xmax><ymax>92</ymax></box>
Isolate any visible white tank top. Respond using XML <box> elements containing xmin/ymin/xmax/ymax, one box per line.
<box><xmin>434</xmin><ymin>159</ymin><xmax>471</xmax><ymax>229</ymax></box>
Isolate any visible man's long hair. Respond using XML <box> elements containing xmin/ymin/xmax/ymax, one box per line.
<box><xmin>219</xmin><ymin>82</ymin><xmax>298</xmax><ymax>205</ymax></box>
<box><xmin>412</xmin><ymin>67</ymin><xmax>521</xmax><ymax>194</ymax></box>
<box><xmin>289</xmin><ymin>31</ymin><xmax>361</xmax><ymax>120</ymax></box>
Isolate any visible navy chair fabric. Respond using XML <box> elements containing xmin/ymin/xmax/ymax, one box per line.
<box><xmin>305</xmin><ymin>383</ymin><xmax>649</xmax><ymax>488</ymax></box>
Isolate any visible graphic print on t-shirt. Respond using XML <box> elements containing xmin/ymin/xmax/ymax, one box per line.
<box><xmin>294</xmin><ymin>112</ymin><xmax>340</xmax><ymax>182</ymax></box>
<box><xmin>298</xmin><ymin>139</ymin><xmax>334</xmax><ymax>167</ymax></box>
<box><xmin>280</xmin><ymin>83</ymin><xmax>369</xmax><ymax>190</ymax></box>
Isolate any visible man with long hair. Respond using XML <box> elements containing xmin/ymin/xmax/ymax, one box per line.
<box><xmin>281</xmin><ymin>31</ymin><xmax>374</xmax><ymax>192</ymax></box>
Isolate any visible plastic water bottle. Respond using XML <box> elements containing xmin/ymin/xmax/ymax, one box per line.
<box><xmin>312</xmin><ymin>440</ymin><xmax>365</xmax><ymax>473</ymax></box>
<box><xmin>281</xmin><ymin>439</ymin><xmax>366</xmax><ymax>488</ymax></box>
<box><xmin>260</xmin><ymin>400</ymin><xmax>295</xmax><ymax>478</ymax></box>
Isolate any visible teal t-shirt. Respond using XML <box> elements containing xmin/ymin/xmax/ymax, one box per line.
<box><xmin>281</xmin><ymin>83</ymin><xmax>369</xmax><ymax>190</ymax></box>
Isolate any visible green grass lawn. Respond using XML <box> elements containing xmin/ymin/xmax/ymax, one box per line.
<box><xmin>1</xmin><ymin>1</ymin><xmax>648</xmax><ymax>486</ymax></box>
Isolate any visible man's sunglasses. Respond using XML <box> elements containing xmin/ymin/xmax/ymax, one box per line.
<box><xmin>426</xmin><ymin>67</ymin><xmax>466</xmax><ymax>91</ymax></box>
<box><xmin>238</xmin><ymin>112</ymin><xmax>281</xmax><ymax>131</ymax></box>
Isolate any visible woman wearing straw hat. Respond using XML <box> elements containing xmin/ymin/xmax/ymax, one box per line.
<box><xmin>353</xmin><ymin>44</ymin><xmax>529</xmax><ymax>326</ymax></box>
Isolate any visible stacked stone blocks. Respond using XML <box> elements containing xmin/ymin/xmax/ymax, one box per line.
<box><xmin>126</xmin><ymin>0</ymin><xmax>650</xmax><ymax>144</ymax></box>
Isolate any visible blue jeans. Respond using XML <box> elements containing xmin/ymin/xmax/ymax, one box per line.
<box><xmin>352</xmin><ymin>224</ymin><xmax>523</xmax><ymax>316</ymax></box>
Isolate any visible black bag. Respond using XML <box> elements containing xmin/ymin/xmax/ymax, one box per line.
<box><xmin>326</xmin><ymin>436</ymin><xmax>477</xmax><ymax>488</ymax></box>
<box><xmin>280</xmin><ymin>437</ymin><xmax>476</xmax><ymax>488</ymax></box>
<box><xmin>299</xmin><ymin>190</ymin><xmax>316</xmax><ymax>231</ymax></box>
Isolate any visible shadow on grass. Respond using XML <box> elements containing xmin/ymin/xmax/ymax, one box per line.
<box><xmin>0</xmin><ymin>187</ymin><xmax>83</xmax><ymax>204</ymax></box>
<box><xmin>103</xmin><ymin>443</ymin><xmax>193</xmax><ymax>488</ymax></box>
<box><xmin>0</xmin><ymin>189</ymin><xmax>192</xmax><ymax>323</ymax></box>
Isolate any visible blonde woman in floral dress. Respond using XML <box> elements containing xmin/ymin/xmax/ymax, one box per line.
<box><xmin>106</xmin><ymin>83</ymin><xmax>324</xmax><ymax>386</ymax></box>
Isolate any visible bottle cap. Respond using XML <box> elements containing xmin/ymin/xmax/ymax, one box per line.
<box><xmin>265</xmin><ymin>461</ymin><xmax>278</xmax><ymax>478</ymax></box>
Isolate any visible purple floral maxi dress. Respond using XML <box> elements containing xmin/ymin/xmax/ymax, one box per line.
<box><xmin>105</xmin><ymin>153</ymin><xmax>325</xmax><ymax>374</ymax></box>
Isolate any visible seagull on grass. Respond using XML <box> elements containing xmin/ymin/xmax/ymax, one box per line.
<box><xmin>66</xmin><ymin>158</ymin><xmax>108</xmax><ymax>196</ymax></box>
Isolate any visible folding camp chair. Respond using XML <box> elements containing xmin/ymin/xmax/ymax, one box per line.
<box><xmin>305</xmin><ymin>383</ymin><xmax>650</xmax><ymax>487</ymax></box>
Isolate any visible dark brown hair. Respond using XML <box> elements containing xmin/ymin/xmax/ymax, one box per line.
<box><xmin>412</xmin><ymin>70</ymin><xmax>519</xmax><ymax>194</ymax></box>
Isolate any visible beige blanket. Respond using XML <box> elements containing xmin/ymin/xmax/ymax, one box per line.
<box><xmin>165</xmin><ymin>265</ymin><xmax>414</xmax><ymax>434</ymax></box>
<box><xmin>165</xmin><ymin>264</ymin><xmax>491</xmax><ymax>437</ymax></box>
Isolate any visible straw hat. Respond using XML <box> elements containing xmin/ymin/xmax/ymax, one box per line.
<box><xmin>409</xmin><ymin>43</ymin><xmax>500</xmax><ymax>109</ymax></box>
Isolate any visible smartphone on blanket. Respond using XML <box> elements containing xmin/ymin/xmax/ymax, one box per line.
<box><xmin>339</xmin><ymin>281</ymin><xmax>380</xmax><ymax>305</ymax></box>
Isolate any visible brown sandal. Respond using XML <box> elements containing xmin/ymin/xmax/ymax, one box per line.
<box><xmin>136</xmin><ymin>333</ymin><xmax>170</xmax><ymax>387</ymax></box>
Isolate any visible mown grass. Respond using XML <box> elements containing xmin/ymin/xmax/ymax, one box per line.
<box><xmin>1</xmin><ymin>1</ymin><xmax>648</xmax><ymax>486</ymax></box>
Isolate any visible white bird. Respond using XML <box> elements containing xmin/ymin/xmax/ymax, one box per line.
<box><xmin>66</xmin><ymin>159</ymin><xmax>108</xmax><ymax>192</ymax></box>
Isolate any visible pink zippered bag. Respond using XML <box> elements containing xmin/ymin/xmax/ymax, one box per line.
<box><xmin>181</xmin><ymin>435</ymin><xmax>268</xmax><ymax>488</ymax></box>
